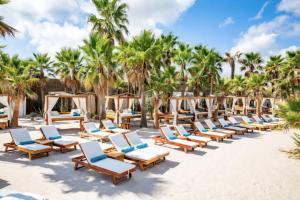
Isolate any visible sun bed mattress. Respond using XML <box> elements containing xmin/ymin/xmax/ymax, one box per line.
<box><xmin>92</xmin><ymin>158</ymin><xmax>135</xmax><ymax>174</ymax></box>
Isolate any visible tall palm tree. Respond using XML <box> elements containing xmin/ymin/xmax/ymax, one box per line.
<box><xmin>224</xmin><ymin>52</ymin><xmax>241</xmax><ymax>79</ymax></box>
<box><xmin>158</xmin><ymin>33</ymin><xmax>178</xmax><ymax>68</ymax></box>
<box><xmin>187</xmin><ymin>64</ymin><xmax>208</xmax><ymax>96</ymax></box>
<box><xmin>80</xmin><ymin>33</ymin><xmax>114</xmax><ymax>117</ymax></box>
<box><xmin>227</xmin><ymin>75</ymin><xmax>246</xmax><ymax>96</ymax></box>
<box><xmin>118</xmin><ymin>30</ymin><xmax>160</xmax><ymax>127</ymax></box>
<box><xmin>0</xmin><ymin>0</ymin><xmax>16</xmax><ymax>37</ymax></box>
<box><xmin>0</xmin><ymin>54</ymin><xmax>38</xmax><ymax>126</ymax></box>
<box><xmin>239</xmin><ymin>52</ymin><xmax>263</xmax><ymax>76</ymax></box>
<box><xmin>28</xmin><ymin>53</ymin><xmax>54</xmax><ymax>109</ymax></box>
<box><xmin>173</xmin><ymin>42</ymin><xmax>193</xmax><ymax>96</ymax></box>
<box><xmin>88</xmin><ymin>0</ymin><xmax>129</xmax><ymax>44</ymax></box>
<box><xmin>55</xmin><ymin>48</ymin><xmax>83</xmax><ymax>94</ymax></box>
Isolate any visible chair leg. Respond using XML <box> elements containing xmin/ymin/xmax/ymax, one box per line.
<box><xmin>29</xmin><ymin>153</ymin><xmax>32</xmax><ymax>160</ymax></box>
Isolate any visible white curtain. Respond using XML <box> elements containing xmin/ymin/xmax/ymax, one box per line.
<box><xmin>114</xmin><ymin>98</ymin><xmax>118</xmax><ymax>111</ymax></box>
<box><xmin>73</xmin><ymin>97</ymin><xmax>88</xmax><ymax>121</ymax></box>
<box><xmin>47</xmin><ymin>97</ymin><xmax>59</xmax><ymax>124</ymax></box>
<box><xmin>105</xmin><ymin>98</ymin><xmax>109</xmax><ymax>110</ymax></box>
<box><xmin>205</xmin><ymin>98</ymin><xmax>212</xmax><ymax>118</ymax></box>
<box><xmin>170</xmin><ymin>99</ymin><xmax>177</xmax><ymax>113</ymax></box>
<box><xmin>119</xmin><ymin>98</ymin><xmax>124</xmax><ymax>112</ymax></box>
<box><xmin>0</xmin><ymin>96</ymin><xmax>11</xmax><ymax>120</ymax></box>
<box><xmin>242</xmin><ymin>97</ymin><xmax>246</xmax><ymax>115</ymax></box>
<box><xmin>128</xmin><ymin>98</ymin><xmax>134</xmax><ymax>109</ymax></box>
<box><xmin>223</xmin><ymin>98</ymin><xmax>227</xmax><ymax>110</ymax></box>
<box><xmin>189</xmin><ymin>99</ymin><xmax>198</xmax><ymax>121</ymax></box>
<box><xmin>178</xmin><ymin>99</ymin><xmax>183</xmax><ymax>110</ymax></box>
<box><xmin>172</xmin><ymin>112</ymin><xmax>177</xmax><ymax>126</ymax></box>
<box><xmin>270</xmin><ymin>98</ymin><xmax>275</xmax><ymax>112</ymax></box>
<box><xmin>231</xmin><ymin>97</ymin><xmax>238</xmax><ymax>114</ymax></box>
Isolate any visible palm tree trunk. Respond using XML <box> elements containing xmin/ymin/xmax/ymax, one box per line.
<box><xmin>11</xmin><ymin>96</ymin><xmax>22</xmax><ymax>127</ymax></box>
<box><xmin>153</xmin><ymin>96</ymin><xmax>159</xmax><ymax>128</ymax></box>
<box><xmin>231</xmin><ymin>63</ymin><xmax>235</xmax><ymax>79</ymax></box>
<box><xmin>140</xmin><ymin>83</ymin><xmax>147</xmax><ymax>127</ymax></box>
<box><xmin>41</xmin><ymin>86</ymin><xmax>45</xmax><ymax>112</ymax></box>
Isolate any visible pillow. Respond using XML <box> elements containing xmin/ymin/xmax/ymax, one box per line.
<box><xmin>183</xmin><ymin>133</ymin><xmax>190</xmax><ymax>137</ymax></box>
<box><xmin>71</xmin><ymin>109</ymin><xmax>81</xmax><ymax>116</ymax></box>
<box><xmin>121</xmin><ymin>146</ymin><xmax>135</xmax><ymax>153</ymax></box>
<box><xmin>19</xmin><ymin>140</ymin><xmax>35</xmax><ymax>145</ymax></box>
<box><xmin>108</xmin><ymin>125</ymin><xmax>117</xmax><ymax>129</ymax></box>
<box><xmin>0</xmin><ymin>111</ymin><xmax>4</xmax><ymax>114</ymax></box>
<box><xmin>90</xmin><ymin>154</ymin><xmax>107</xmax><ymax>163</ymax></box>
<box><xmin>91</xmin><ymin>129</ymin><xmax>100</xmax><ymax>133</ymax></box>
<box><xmin>224</xmin><ymin>125</ymin><xmax>229</xmax><ymax>128</ymax></box>
<box><xmin>136</xmin><ymin>143</ymin><xmax>148</xmax><ymax>149</ymax></box>
<box><xmin>72</xmin><ymin>112</ymin><xmax>80</xmax><ymax>116</ymax></box>
<box><xmin>50</xmin><ymin>111</ymin><xmax>59</xmax><ymax>116</ymax></box>
<box><xmin>168</xmin><ymin>135</ymin><xmax>177</xmax><ymax>140</ymax></box>
<box><xmin>49</xmin><ymin>136</ymin><xmax>62</xmax><ymax>140</ymax></box>
<box><xmin>212</xmin><ymin>127</ymin><xmax>218</xmax><ymax>130</ymax></box>
<box><xmin>201</xmin><ymin>128</ymin><xmax>208</xmax><ymax>132</ymax></box>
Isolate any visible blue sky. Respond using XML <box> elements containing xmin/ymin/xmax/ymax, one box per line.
<box><xmin>0</xmin><ymin>0</ymin><xmax>299</xmax><ymax>75</ymax></box>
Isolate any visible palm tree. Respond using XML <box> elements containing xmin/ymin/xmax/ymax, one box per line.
<box><xmin>80</xmin><ymin>33</ymin><xmax>114</xmax><ymax>117</ymax></box>
<box><xmin>55</xmin><ymin>48</ymin><xmax>83</xmax><ymax>94</ymax></box>
<box><xmin>224</xmin><ymin>52</ymin><xmax>241</xmax><ymax>79</ymax></box>
<box><xmin>193</xmin><ymin>45</ymin><xmax>223</xmax><ymax>95</ymax></box>
<box><xmin>227</xmin><ymin>75</ymin><xmax>246</xmax><ymax>96</ymax></box>
<box><xmin>118</xmin><ymin>30</ymin><xmax>160</xmax><ymax>127</ymax></box>
<box><xmin>158</xmin><ymin>33</ymin><xmax>178</xmax><ymax>68</ymax></box>
<box><xmin>0</xmin><ymin>54</ymin><xmax>38</xmax><ymax>126</ymax></box>
<box><xmin>28</xmin><ymin>53</ymin><xmax>54</xmax><ymax>109</ymax></box>
<box><xmin>187</xmin><ymin>64</ymin><xmax>208</xmax><ymax>96</ymax></box>
<box><xmin>239</xmin><ymin>52</ymin><xmax>263</xmax><ymax>76</ymax></box>
<box><xmin>0</xmin><ymin>0</ymin><xmax>16</xmax><ymax>37</ymax></box>
<box><xmin>88</xmin><ymin>0</ymin><xmax>129</xmax><ymax>44</ymax></box>
<box><xmin>245</xmin><ymin>73</ymin><xmax>267</xmax><ymax>116</ymax></box>
<box><xmin>173</xmin><ymin>42</ymin><xmax>193</xmax><ymax>96</ymax></box>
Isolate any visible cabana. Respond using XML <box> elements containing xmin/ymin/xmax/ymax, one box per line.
<box><xmin>44</xmin><ymin>93</ymin><xmax>88</xmax><ymax>131</ymax></box>
<box><xmin>105</xmin><ymin>93</ymin><xmax>141</xmax><ymax>126</ymax></box>
<box><xmin>261</xmin><ymin>97</ymin><xmax>283</xmax><ymax>114</ymax></box>
<box><xmin>228</xmin><ymin>96</ymin><xmax>248</xmax><ymax>115</ymax></box>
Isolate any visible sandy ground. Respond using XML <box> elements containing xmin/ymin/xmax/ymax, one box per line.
<box><xmin>0</xmin><ymin>118</ymin><xmax>300</xmax><ymax>200</ymax></box>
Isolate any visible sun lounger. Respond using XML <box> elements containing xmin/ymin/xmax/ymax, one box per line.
<box><xmin>158</xmin><ymin>126</ymin><xmax>198</xmax><ymax>153</ymax></box>
<box><xmin>102</xmin><ymin>120</ymin><xmax>129</xmax><ymax>134</ymax></box>
<box><xmin>124</xmin><ymin>132</ymin><xmax>170</xmax><ymax>158</ymax></box>
<box><xmin>262</xmin><ymin>115</ymin><xmax>286</xmax><ymax>126</ymax></box>
<box><xmin>241</xmin><ymin>116</ymin><xmax>270</xmax><ymax>130</ymax></box>
<box><xmin>83</xmin><ymin>122</ymin><xmax>112</xmax><ymax>142</ymax></box>
<box><xmin>174</xmin><ymin>125</ymin><xmax>211</xmax><ymax>147</ymax></box>
<box><xmin>218</xmin><ymin>118</ymin><xmax>246</xmax><ymax>134</ymax></box>
<box><xmin>204</xmin><ymin>119</ymin><xmax>235</xmax><ymax>138</ymax></box>
<box><xmin>193</xmin><ymin>122</ymin><xmax>227</xmax><ymax>142</ymax></box>
<box><xmin>228</xmin><ymin>117</ymin><xmax>255</xmax><ymax>132</ymax></box>
<box><xmin>109</xmin><ymin>133</ymin><xmax>164</xmax><ymax>170</ymax></box>
<box><xmin>40</xmin><ymin>126</ymin><xmax>78</xmax><ymax>153</ymax></box>
<box><xmin>72</xmin><ymin>141</ymin><xmax>135</xmax><ymax>184</ymax></box>
<box><xmin>4</xmin><ymin>128</ymin><xmax>52</xmax><ymax>160</ymax></box>
<box><xmin>252</xmin><ymin>115</ymin><xmax>277</xmax><ymax>129</ymax></box>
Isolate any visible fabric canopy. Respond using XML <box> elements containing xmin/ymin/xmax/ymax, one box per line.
<box><xmin>46</xmin><ymin>97</ymin><xmax>59</xmax><ymax>124</ymax></box>
<box><xmin>73</xmin><ymin>97</ymin><xmax>88</xmax><ymax>121</ymax></box>
<box><xmin>205</xmin><ymin>98</ymin><xmax>212</xmax><ymax>118</ymax></box>
<box><xmin>231</xmin><ymin>97</ymin><xmax>238</xmax><ymax>114</ymax></box>
<box><xmin>0</xmin><ymin>96</ymin><xmax>11</xmax><ymax>120</ymax></box>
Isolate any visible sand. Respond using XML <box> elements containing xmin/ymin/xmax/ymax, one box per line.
<box><xmin>0</xmin><ymin>118</ymin><xmax>300</xmax><ymax>200</ymax></box>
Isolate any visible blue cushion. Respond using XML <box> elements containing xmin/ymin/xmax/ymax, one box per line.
<box><xmin>201</xmin><ymin>128</ymin><xmax>208</xmax><ymax>132</ymax></box>
<box><xmin>224</xmin><ymin>125</ymin><xmax>229</xmax><ymax>128</ymax></box>
<box><xmin>0</xmin><ymin>111</ymin><xmax>4</xmax><ymax>114</ymax></box>
<box><xmin>248</xmin><ymin>121</ymin><xmax>253</xmax><ymax>124</ymax></box>
<box><xmin>91</xmin><ymin>129</ymin><xmax>100</xmax><ymax>133</ymax></box>
<box><xmin>212</xmin><ymin>127</ymin><xmax>218</xmax><ymax>130</ymax></box>
<box><xmin>183</xmin><ymin>133</ymin><xmax>190</xmax><ymax>137</ymax></box>
<box><xmin>49</xmin><ymin>135</ymin><xmax>62</xmax><ymax>140</ymax></box>
<box><xmin>90</xmin><ymin>154</ymin><xmax>107</xmax><ymax>163</ymax></box>
<box><xmin>136</xmin><ymin>143</ymin><xmax>148</xmax><ymax>149</ymax></box>
<box><xmin>19</xmin><ymin>140</ymin><xmax>35</xmax><ymax>145</ymax></box>
<box><xmin>121</xmin><ymin>146</ymin><xmax>135</xmax><ymax>153</ymax></box>
<box><xmin>73</xmin><ymin>112</ymin><xmax>80</xmax><ymax>116</ymax></box>
<box><xmin>108</xmin><ymin>125</ymin><xmax>117</xmax><ymax>129</ymax></box>
<box><xmin>168</xmin><ymin>135</ymin><xmax>177</xmax><ymax>140</ymax></box>
<box><xmin>234</xmin><ymin>123</ymin><xmax>239</xmax><ymax>125</ymax></box>
<box><xmin>132</xmin><ymin>111</ymin><xmax>136</xmax><ymax>114</ymax></box>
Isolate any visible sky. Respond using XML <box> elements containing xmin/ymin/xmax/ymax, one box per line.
<box><xmin>0</xmin><ymin>0</ymin><xmax>299</xmax><ymax>76</ymax></box>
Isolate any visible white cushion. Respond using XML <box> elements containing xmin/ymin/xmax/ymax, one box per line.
<box><xmin>10</xmin><ymin>128</ymin><xmax>32</xmax><ymax>145</ymax></box>
<box><xmin>125</xmin><ymin>150</ymin><xmax>158</xmax><ymax>161</ymax></box>
<box><xmin>53</xmin><ymin>139</ymin><xmax>76</xmax><ymax>146</ymax></box>
<box><xmin>172</xmin><ymin>139</ymin><xmax>198</xmax><ymax>148</ymax></box>
<box><xmin>187</xmin><ymin>135</ymin><xmax>212</xmax><ymax>142</ymax></box>
<box><xmin>19</xmin><ymin>143</ymin><xmax>50</xmax><ymax>151</ymax></box>
<box><xmin>40</xmin><ymin>126</ymin><xmax>61</xmax><ymax>139</ymax></box>
<box><xmin>50</xmin><ymin>111</ymin><xmax>59</xmax><ymax>116</ymax></box>
<box><xmin>92</xmin><ymin>158</ymin><xmax>135</xmax><ymax>174</ymax></box>
<box><xmin>109</xmin><ymin>134</ymin><xmax>131</xmax><ymax>151</ymax></box>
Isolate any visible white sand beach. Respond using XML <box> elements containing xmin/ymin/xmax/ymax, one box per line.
<box><xmin>0</xmin><ymin>119</ymin><xmax>300</xmax><ymax>200</ymax></box>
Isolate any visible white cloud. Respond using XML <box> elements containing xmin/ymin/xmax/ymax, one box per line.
<box><xmin>230</xmin><ymin>15</ymin><xmax>289</xmax><ymax>58</ymax></box>
<box><xmin>219</xmin><ymin>17</ymin><xmax>235</xmax><ymax>28</ymax></box>
<box><xmin>250</xmin><ymin>1</ymin><xmax>269</xmax><ymax>20</ymax></box>
<box><xmin>278</xmin><ymin>0</ymin><xmax>300</xmax><ymax>16</ymax></box>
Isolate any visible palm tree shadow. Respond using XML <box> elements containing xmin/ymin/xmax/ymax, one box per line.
<box><xmin>0</xmin><ymin>179</ymin><xmax>10</xmax><ymax>189</ymax></box>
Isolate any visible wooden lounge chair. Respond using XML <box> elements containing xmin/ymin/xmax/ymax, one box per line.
<box><xmin>40</xmin><ymin>126</ymin><xmax>78</xmax><ymax>153</ymax></box>
<box><xmin>218</xmin><ymin>118</ymin><xmax>246</xmax><ymax>135</ymax></box>
<box><xmin>262</xmin><ymin>115</ymin><xmax>286</xmax><ymax>126</ymax></box>
<box><xmin>82</xmin><ymin>122</ymin><xmax>112</xmax><ymax>142</ymax></box>
<box><xmin>174</xmin><ymin>125</ymin><xmax>211</xmax><ymax>147</ymax></box>
<box><xmin>4</xmin><ymin>128</ymin><xmax>52</xmax><ymax>160</ymax></box>
<box><xmin>109</xmin><ymin>133</ymin><xmax>164</xmax><ymax>170</ymax></box>
<box><xmin>252</xmin><ymin>115</ymin><xmax>277</xmax><ymax>129</ymax></box>
<box><xmin>204</xmin><ymin>119</ymin><xmax>235</xmax><ymax>138</ymax></box>
<box><xmin>227</xmin><ymin>117</ymin><xmax>255</xmax><ymax>132</ymax></box>
<box><xmin>193</xmin><ymin>122</ymin><xmax>227</xmax><ymax>142</ymax></box>
<box><xmin>124</xmin><ymin>132</ymin><xmax>170</xmax><ymax>158</ymax></box>
<box><xmin>158</xmin><ymin>126</ymin><xmax>199</xmax><ymax>153</ymax></box>
<box><xmin>72</xmin><ymin>141</ymin><xmax>136</xmax><ymax>184</ymax></box>
<box><xmin>241</xmin><ymin>116</ymin><xmax>270</xmax><ymax>130</ymax></box>
<box><xmin>102</xmin><ymin>120</ymin><xmax>129</xmax><ymax>134</ymax></box>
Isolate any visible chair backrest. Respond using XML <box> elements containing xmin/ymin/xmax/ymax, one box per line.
<box><xmin>109</xmin><ymin>133</ymin><xmax>131</xmax><ymax>151</ymax></box>
<box><xmin>80</xmin><ymin>141</ymin><xmax>104</xmax><ymax>164</ymax></box>
<box><xmin>160</xmin><ymin>126</ymin><xmax>174</xmax><ymax>139</ymax></box>
<box><xmin>175</xmin><ymin>125</ymin><xmax>189</xmax><ymax>136</ymax></box>
<box><xmin>242</xmin><ymin>116</ymin><xmax>251</xmax><ymax>123</ymax></box>
<box><xmin>125</xmin><ymin>132</ymin><xmax>143</xmax><ymax>146</ymax></box>
<box><xmin>261</xmin><ymin>115</ymin><xmax>270</xmax><ymax>122</ymax></box>
<box><xmin>10</xmin><ymin>128</ymin><xmax>32</xmax><ymax>145</ymax></box>
<box><xmin>269</xmin><ymin>115</ymin><xmax>279</xmax><ymax>122</ymax></box>
<box><xmin>40</xmin><ymin>126</ymin><xmax>61</xmax><ymax>139</ymax></box>
<box><xmin>204</xmin><ymin>119</ymin><xmax>217</xmax><ymax>129</ymax></box>
<box><xmin>83</xmin><ymin>122</ymin><xmax>98</xmax><ymax>133</ymax></box>
<box><xmin>253</xmin><ymin>115</ymin><xmax>263</xmax><ymax>122</ymax></box>
<box><xmin>102</xmin><ymin>120</ymin><xmax>117</xmax><ymax>129</ymax></box>
<box><xmin>228</xmin><ymin>117</ymin><xmax>238</xmax><ymax>124</ymax></box>
<box><xmin>218</xmin><ymin>118</ymin><xmax>228</xmax><ymax>127</ymax></box>
<box><xmin>194</xmin><ymin>122</ymin><xmax>205</xmax><ymax>131</ymax></box>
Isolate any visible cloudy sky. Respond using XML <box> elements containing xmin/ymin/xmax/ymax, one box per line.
<box><xmin>0</xmin><ymin>0</ymin><xmax>299</xmax><ymax>76</ymax></box>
